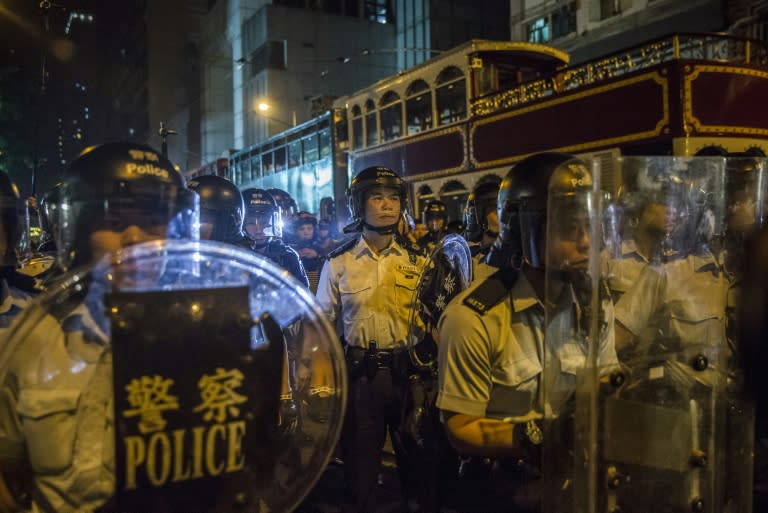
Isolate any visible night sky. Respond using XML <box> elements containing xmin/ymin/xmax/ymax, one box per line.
<box><xmin>0</xmin><ymin>0</ymin><xmax>136</xmax><ymax>197</ymax></box>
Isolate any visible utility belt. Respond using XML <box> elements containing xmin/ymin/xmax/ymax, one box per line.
<box><xmin>345</xmin><ymin>343</ymin><xmax>410</xmax><ymax>380</ymax></box>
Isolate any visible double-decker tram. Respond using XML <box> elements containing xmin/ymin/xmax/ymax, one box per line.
<box><xmin>224</xmin><ymin>33</ymin><xmax>768</xmax><ymax>224</ymax></box>
<box><xmin>335</xmin><ymin>33</ymin><xmax>768</xmax><ymax>219</ymax></box>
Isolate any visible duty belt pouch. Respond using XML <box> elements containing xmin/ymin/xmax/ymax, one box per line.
<box><xmin>364</xmin><ymin>342</ymin><xmax>378</xmax><ymax>379</ymax></box>
<box><xmin>344</xmin><ymin>348</ymin><xmax>366</xmax><ymax>379</ymax></box>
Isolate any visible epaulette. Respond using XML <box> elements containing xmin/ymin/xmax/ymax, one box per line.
<box><xmin>463</xmin><ymin>267</ymin><xmax>518</xmax><ymax>315</ymax></box>
<box><xmin>327</xmin><ymin>235</ymin><xmax>359</xmax><ymax>259</ymax></box>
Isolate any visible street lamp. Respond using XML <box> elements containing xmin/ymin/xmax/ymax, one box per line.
<box><xmin>254</xmin><ymin>101</ymin><xmax>296</xmax><ymax>128</ymax></box>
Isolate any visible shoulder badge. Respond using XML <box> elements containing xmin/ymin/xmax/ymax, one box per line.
<box><xmin>463</xmin><ymin>268</ymin><xmax>518</xmax><ymax>315</ymax></box>
<box><xmin>327</xmin><ymin>235</ymin><xmax>359</xmax><ymax>259</ymax></box>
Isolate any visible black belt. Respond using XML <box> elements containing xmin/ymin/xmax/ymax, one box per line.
<box><xmin>347</xmin><ymin>346</ymin><xmax>406</xmax><ymax>369</ymax></box>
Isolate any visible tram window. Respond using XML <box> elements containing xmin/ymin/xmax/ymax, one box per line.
<box><xmin>351</xmin><ymin>105</ymin><xmax>363</xmax><ymax>150</ymax></box>
<box><xmin>380</xmin><ymin>91</ymin><xmax>403</xmax><ymax>143</ymax></box>
<box><xmin>319</xmin><ymin>127</ymin><xmax>331</xmax><ymax>158</ymax></box>
<box><xmin>406</xmin><ymin>80</ymin><xmax>433</xmax><ymax>135</ymax></box>
<box><xmin>262</xmin><ymin>153</ymin><xmax>273</xmax><ymax>175</ymax></box>
<box><xmin>288</xmin><ymin>140</ymin><xmax>302</xmax><ymax>167</ymax></box>
<box><xmin>303</xmin><ymin>133</ymin><xmax>319</xmax><ymax>163</ymax></box>
<box><xmin>250</xmin><ymin>155</ymin><xmax>261</xmax><ymax>178</ymax></box>
<box><xmin>275</xmin><ymin>146</ymin><xmax>286</xmax><ymax>171</ymax></box>
<box><xmin>365</xmin><ymin>99</ymin><xmax>378</xmax><ymax>146</ymax></box>
<box><xmin>436</xmin><ymin>66</ymin><xmax>466</xmax><ymax>126</ymax></box>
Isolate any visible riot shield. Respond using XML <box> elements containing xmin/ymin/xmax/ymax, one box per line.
<box><xmin>406</xmin><ymin>233</ymin><xmax>472</xmax><ymax>369</ymax></box>
<box><xmin>0</xmin><ymin>239</ymin><xmax>346</xmax><ymax>513</ymax></box>
<box><xmin>541</xmin><ymin>156</ymin><xmax>608</xmax><ymax>513</ymax></box>
<box><xmin>574</xmin><ymin>156</ymin><xmax>750</xmax><ymax>513</ymax></box>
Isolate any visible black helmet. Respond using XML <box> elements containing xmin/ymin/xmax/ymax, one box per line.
<box><xmin>346</xmin><ymin>166</ymin><xmax>407</xmax><ymax>234</ymax></box>
<box><xmin>465</xmin><ymin>178</ymin><xmax>501</xmax><ymax>241</ymax></box>
<box><xmin>38</xmin><ymin>183</ymin><xmax>62</xmax><ymax>249</ymax></box>
<box><xmin>266</xmin><ymin>188</ymin><xmax>298</xmax><ymax>220</ymax></box>
<box><xmin>498</xmin><ymin>152</ymin><xmax>590</xmax><ymax>269</ymax></box>
<box><xmin>0</xmin><ymin>171</ymin><xmax>21</xmax><ymax>266</ymax></box>
<box><xmin>241</xmin><ymin>188</ymin><xmax>281</xmax><ymax>239</ymax></box>
<box><xmin>188</xmin><ymin>174</ymin><xmax>244</xmax><ymax>243</ymax></box>
<box><xmin>421</xmin><ymin>200</ymin><xmax>447</xmax><ymax>225</ymax></box>
<box><xmin>59</xmin><ymin>141</ymin><xmax>197</xmax><ymax>270</ymax></box>
<box><xmin>294</xmin><ymin>211</ymin><xmax>318</xmax><ymax>230</ymax></box>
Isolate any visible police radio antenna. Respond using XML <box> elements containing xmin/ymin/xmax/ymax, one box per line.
<box><xmin>159</xmin><ymin>122</ymin><xmax>178</xmax><ymax>157</ymax></box>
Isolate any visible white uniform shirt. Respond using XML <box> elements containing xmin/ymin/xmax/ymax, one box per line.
<box><xmin>0</xmin><ymin>300</ymin><xmax>114</xmax><ymax>513</ymax></box>
<box><xmin>615</xmin><ymin>252</ymin><xmax>728</xmax><ymax>362</ymax></box>
<box><xmin>0</xmin><ymin>279</ymin><xmax>35</xmax><ymax>342</ymax></box>
<box><xmin>437</xmin><ymin>272</ymin><xmax>618</xmax><ymax>422</ymax></box>
<box><xmin>315</xmin><ymin>236</ymin><xmax>424</xmax><ymax>349</ymax></box>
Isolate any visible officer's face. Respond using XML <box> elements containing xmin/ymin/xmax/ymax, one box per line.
<box><xmin>297</xmin><ymin>223</ymin><xmax>314</xmax><ymax>241</ymax></box>
<box><xmin>426</xmin><ymin>216</ymin><xmax>444</xmax><ymax>233</ymax></box>
<box><xmin>89</xmin><ymin>224</ymin><xmax>167</xmax><ymax>261</ymax></box>
<box><xmin>413</xmin><ymin>223</ymin><xmax>428</xmax><ymax>239</ymax></box>
<box><xmin>244</xmin><ymin>213</ymin><xmax>273</xmax><ymax>243</ymax></box>
<box><xmin>640</xmin><ymin>201</ymin><xmax>677</xmax><ymax>236</ymax></box>
<box><xmin>364</xmin><ymin>187</ymin><xmax>401</xmax><ymax>228</ymax></box>
<box><xmin>547</xmin><ymin>211</ymin><xmax>590</xmax><ymax>271</ymax></box>
<box><xmin>485</xmin><ymin>209</ymin><xmax>500</xmax><ymax>234</ymax></box>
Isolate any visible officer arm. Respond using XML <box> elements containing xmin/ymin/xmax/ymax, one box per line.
<box><xmin>315</xmin><ymin>259</ymin><xmax>340</xmax><ymax>325</ymax></box>
<box><xmin>613</xmin><ymin>264</ymin><xmax>667</xmax><ymax>352</ymax></box>
<box><xmin>442</xmin><ymin>411</ymin><xmax>528</xmax><ymax>459</ymax></box>
<box><xmin>436</xmin><ymin>300</ymin><xmax>529</xmax><ymax>459</ymax></box>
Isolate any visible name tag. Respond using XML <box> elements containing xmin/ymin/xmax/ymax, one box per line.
<box><xmin>396</xmin><ymin>264</ymin><xmax>419</xmax><ymax>274</ymax></box>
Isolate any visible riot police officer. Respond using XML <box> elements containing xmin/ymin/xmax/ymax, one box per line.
<box><xmin>241</xmin><ymin>187</ymin><xmax>308</xmax><ymax>287</ymax></box>
<box><xmin>187</xmin><ymin>174</ymin><xmax>250</xmax><ymax>247</ymax></box>
<box><xmin>315</xmin><ymin>165</ymin><xmax>425</xmax><ymax>513</ymax></box>
<box><xmin>435</xmin><ymin>153</ymin><xmax>618</xmax><ymax>513</ymax></box>
<box><xmin>267</xmin><ymin>188</ymin><xmax>299</xmax><ymax>244</ymax></box>
<box><xmin>464</xmin><ymin>178</ymin><xmax>501</xmax><ymax>270</ymax></box>
<box><xmin>418</xmin><ymin>199</ymin><xmax>448</xmax><ymax>253</ymax></box>
<box><xmin>291</xmin><ymin>211</ymin><xmax>324</xmax><ymax>293</ymax></box>
<box><xmin>0</xmin><ymin>171</ymin><xmax>38</xmax><ymax>338</ymax></box>
<box><xmin>0</xmin><ymin>141</ymin><xmax>198</xmax><ymax>512</ymax></box>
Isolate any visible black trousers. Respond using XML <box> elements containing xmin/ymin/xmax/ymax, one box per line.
<box><xmin>341</xmin><ymin>366</ymin><xmax>408</xmax><ymax>513</ymax></box>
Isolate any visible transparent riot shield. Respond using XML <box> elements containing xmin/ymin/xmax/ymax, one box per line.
<box><xmin>576</xmin><ymin>156</ymin><xmax>748</xmax><ymax>513</ymax></box>
<box><xmin>0</xmin><ymin>239</ymin><xmax>346</xmax><ymax>513</ymax></box>
<box><xmin>541</xmin><ymin>156</ymin><xmax>606</xmax><ymax>513</ymax></box>
<box><xmin>406</xmin><ymin>233</ymin><xmax>472</xmax><ymax>369</ymax></box>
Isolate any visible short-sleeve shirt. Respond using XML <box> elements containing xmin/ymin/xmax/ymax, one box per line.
<box><xmin>315</xmin><ymin>236</ymin><xmax>424</xmax><ymax>349</ymax></box>
<box><xmin>0</xmin><ymin>299</ymin><xmax>114</xmax><ymax>512</ymax></box>
<box><xmin>614</xmin><ymin>252</ymin><xmax>728</xmax><ymax>362</ymax></box>
<box><xmin>437</xmin><ymin>272</ymin><xmax>618</xmax><ymax>422</ymax></box>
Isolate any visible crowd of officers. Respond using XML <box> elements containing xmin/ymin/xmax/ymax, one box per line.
<box><xmin>0</xmin><ymin>141</ymin><xmax>766</xmax><ymax>513</ymax></box>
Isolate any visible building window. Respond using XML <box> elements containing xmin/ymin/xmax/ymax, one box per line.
<box><xmin>249</xmin><ymin>40</ymin><xmax>286</xmax><ymax>76</ymax></box>
<box><xmin>365</xmin><ymin>0</ymin><xmax>393</xmax><ymax>24</ymax></box>
<box><xmin>601</xmin><ymin>0</ymin><xmax>621</xmax><ymax>20</ymax></box>
<box><xmin>526</xmin><ymin>17</ymin><xmax>550</xmax><ymax>44</ymax></box>
<box><xmin>552</xmin><ymin>2</ymin><xmax>577</xmax><ymax>39</ymax></box>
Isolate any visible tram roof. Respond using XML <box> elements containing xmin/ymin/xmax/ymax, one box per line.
<box><xmin>336</xmin><ymin>39</ymin><xmax>570</xmax><ymax>105</ymax></box>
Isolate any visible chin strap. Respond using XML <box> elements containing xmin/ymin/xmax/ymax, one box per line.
<box><xmin>362</xmin><ymin>221</ymin><xmax>398</xmax><ymax>235</ymax></box>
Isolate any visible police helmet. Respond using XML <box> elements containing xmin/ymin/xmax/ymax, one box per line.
<box><xmin>58</xmin><ymin>141</ymin><xmax>197</xmax><ymax>271</ymax></box>
<box><xmin>422</xmin><ymin>200</ymin><xmax>447</xmax><ymax>225</ymax></box>
<box><xmin>266</xmin><ymin>188</ymin><xmax>298</xmax><ymax>220</ymax></box>
<box><xmin>294</xmin><ymin>211</ymin><xmax>318</xmax><ymax>230</ymax></box>
<box><xmin>241</xmin><ymin>187</ymin><xmax>281</xmax><ymax>239</ymax></box>
<box><xmin>0</xmin><ymin>171</ymin><xmax>21</xmax><ymax>266</ymax></box>
<box><xmin>346</xmin><ymin>166</ymin><xmax>407</xmax><ymax>234</ymax></box>
<box><xmin>498</xmin><ymin>152</ymin><xmax>590</xmax><ymax>269</ymax></box>
<box><xmin>187</xmin><ymin>174</ymin><xmax>244</xmax><ymax>243</ymax></box>
<box><xmin>465</xmin><ymin>179</ymin><xmax>501</xmax><ymax>241</ymax></box>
